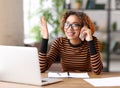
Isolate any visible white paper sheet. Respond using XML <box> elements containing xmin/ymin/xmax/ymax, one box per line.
<box><xmin>84</xmin><ymin>77</ymin><xmax>120</xmax><ymax>87</ymax></box>
<box><xmin>48</xmin><ymin>72</ymin><xmax>89</xmax><ymax>78</ymax></box>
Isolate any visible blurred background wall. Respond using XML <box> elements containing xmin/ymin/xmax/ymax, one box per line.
<box><xmin>0</xmin><ymin>0</ymin><xmax>24</xmax><ymax>46</ymax></box>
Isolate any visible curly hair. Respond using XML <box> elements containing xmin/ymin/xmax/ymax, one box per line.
<box><xmin>60</xmin><ymin>11</ymin><xmax>95</xmax><ymax>34</ymax></box>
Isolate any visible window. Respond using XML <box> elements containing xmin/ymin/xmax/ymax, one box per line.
<box><xmin>23</xmin><ymin>0</ymin><xmax>41</xmax><ymax>44</ymax></box>
<box><xmin>23</xmin><ymin>0</ymin><xmax>64</xmax><ymax>44</ymax></box>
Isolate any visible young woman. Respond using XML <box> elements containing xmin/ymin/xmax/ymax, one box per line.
<box><xmin>39</xmin><ymin>11</ymin><xmax>103</xmax><ymax>75</ymax></box>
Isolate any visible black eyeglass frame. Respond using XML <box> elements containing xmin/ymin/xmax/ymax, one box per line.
<box><xmin>64</xmin><ymin>23</ymin><xmax>81</xmax><ymax>30</ymax></box>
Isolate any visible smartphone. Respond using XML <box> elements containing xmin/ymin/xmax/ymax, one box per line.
<box><xmin>79</xmin><ymin>33</ymin><xmax>85</xmax><ymax>41</ymax></box>
<box><xmin>79</xmin><ymin>23</ymin><xmax>86</xmax><ymax>41</ymax></box>
<box><xmin>79</xmin><ymin>22</ymin><xmax>90</xmax><ymax>41</ymax></box>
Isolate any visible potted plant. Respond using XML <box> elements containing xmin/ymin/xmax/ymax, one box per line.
<box><xmin>28</xmin><ymin>0</ymin><xmax>65</xmax><ymax>52</ymax></box>
<box><xmin>30</xmin><ymin>0</ymin><xmax>65</xmax><ymax>42</ymax></box>
<box><xmin>74</xmin><ymin>0</ymin><xmax>82</xmax><ymax>9</ymax></box>
<box><xmin>30</xmin><ymin>25</ymin><xmax>42</xmax><ymax>42</ymax></box>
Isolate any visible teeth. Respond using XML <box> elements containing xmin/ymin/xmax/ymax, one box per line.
<box><xmin>67</xmin><ymin>32</ymin><xmax>74</xmax><ymax>36</ymax></box>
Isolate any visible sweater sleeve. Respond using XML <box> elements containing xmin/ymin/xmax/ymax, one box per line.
<box><xmin>39</xmin><ymin>38</ymin><xmax>60</xmax><ymax>73</ymax></box>
<box><xmin>88</xmin><ymin>40</ymin><xmax>97</xmax><ymax>55</ymax></box>
<box><xmin>89</xmin><ymin>37</ymin><xmax>103</xmax><ymax>75</ymax></box>
<box><xmin>40</xmin><ymin>38</ymin><xmax>48</xmax><ymax>53</ymax></box>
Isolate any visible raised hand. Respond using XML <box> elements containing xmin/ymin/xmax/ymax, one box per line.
<box><xmin>80</xmin><ymin>25</ymin><xmax>93</xmax><ymax>41</ymax></box>
<box><xmin>40</xmin><ymin>16</ymin><xmax>49</xmax><ymax>39</ymax></box>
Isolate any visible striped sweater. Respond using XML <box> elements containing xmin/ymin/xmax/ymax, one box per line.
<box><xmin>39</xmin><ymin>36</ymin><xmax>103</xmax><ymax>75</ymax></box>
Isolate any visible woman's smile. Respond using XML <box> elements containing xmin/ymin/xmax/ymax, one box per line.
<box><xmin>67</xmin><ymin>32</ymin><xmax>75</xmax><ymax>37</ymax></box>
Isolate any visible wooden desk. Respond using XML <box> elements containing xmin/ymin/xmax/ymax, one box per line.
<box><xmin>0</xmin><ymin>72</ymin><xmax>120</xmax><ymax>88</ymax></box>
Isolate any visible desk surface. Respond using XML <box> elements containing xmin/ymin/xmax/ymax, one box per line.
<box><xmin>0</xmin><ymin>72</ymin><xmax>120</xmax><ymax>88</ymax></box>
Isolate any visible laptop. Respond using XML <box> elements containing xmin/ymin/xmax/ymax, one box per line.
<box><xmin>0</xmin><ymin>45</ymin><xmax>62</xmax><ymax>86</ymax></box>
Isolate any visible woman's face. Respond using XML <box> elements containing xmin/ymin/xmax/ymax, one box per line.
<box><xmin>64</xmin><ymin>15</ymin><xmax>81</xmax><ymax>40</ymax></box>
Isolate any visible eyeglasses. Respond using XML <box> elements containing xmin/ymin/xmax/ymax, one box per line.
<box><xmin>64</xmin><ymin>23</ymin><xmax>81</xmax><ymax>31</ymax></box>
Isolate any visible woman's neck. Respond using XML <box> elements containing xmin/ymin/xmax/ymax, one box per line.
<box><xmin>69</xmin><ymin>38</ymin><xmax>82</xmax><ymax>45</ymax></box>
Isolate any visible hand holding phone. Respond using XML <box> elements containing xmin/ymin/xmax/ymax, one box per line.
<box><xmin>79</xmin><ymin>25</ymin><xmax>92</xmax><ymax>41</ymax></box>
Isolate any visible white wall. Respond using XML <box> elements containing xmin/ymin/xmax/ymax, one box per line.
<box><xmin>0</xmin><ymin>0</ymin><xmax>24</xmax><ymax>46</ymax></box>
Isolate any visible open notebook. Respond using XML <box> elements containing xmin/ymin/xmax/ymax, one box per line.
<box><xmin>0</xmin><ymin>45</ymin><xmax>62</xmax><ymax>86</ymax></box>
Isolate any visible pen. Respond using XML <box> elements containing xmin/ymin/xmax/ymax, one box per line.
<box><xmin>57</xmin><ymin>73</ymin><xmax>61</xmax><ymax>76</ymax></box>
<box><xmin>67</xmin><ymin>72</ymin><xmax>70</xmax><ymax>77</ymax></box>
